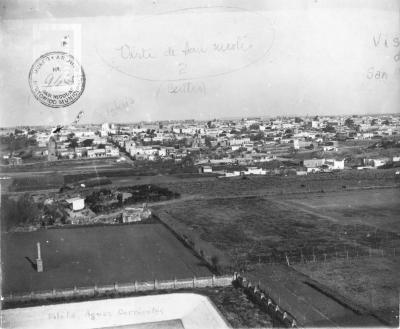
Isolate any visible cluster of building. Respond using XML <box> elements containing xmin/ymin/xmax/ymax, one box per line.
<box><xmin>1</xmin><ymin>114</ymin><xmax>399</xmax><ymax>171</ymax></box>
<box><xmin>106</xmin><ymin>114</ymin><xmax>400</xmax><ymax>174</ymax></box>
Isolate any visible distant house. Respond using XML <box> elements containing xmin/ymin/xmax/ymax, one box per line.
<box><xmin>8</xmin><ymin>156</ymin><xmax>22</xmax><ymax>165</ymax></box>
<box><xmin>246</xmin><ymin>167</ymin><xmax>266</xmax><ymax>175</ymax></box>
<box><xmin>198</xmin><ymin>165</ymin><xmax>212</xmax><ymax>173</ymax></box>
<box><xmin>122</xmin><ymin>205</ymin><xmax>151</xmax><ymax>223</ymax></box>
<box><xmin>66</xmin><ymin>197</ymin><xmax>85</xmax><ymax>211</ymax></box>
<box><xmin>224</xmin><ymin>171</ymin><xmax>242</xmax><ymax>177</ymax></box>
<box><xmin>87</xmin><ymin>148</ymin><xmax>106</xmax><ymax>158</ymax></box>
<box><xmin>303</xmin><ymin>158</ymin><xmax>325</xmax><ymax>168</ymax></box>
<box><xmin>366</xmin><ymin>158</ymin><xmax>390</xmax><ymax>168</ymax></box>
<box><xmin>322</xmin><ymin>146</ymin><xmax>338</xmax><ymax>152</ymax></box>
<box><xmin>325</xmin><ymin>159</ymin><xmax>345</xmax><ymax>170</ymax></box>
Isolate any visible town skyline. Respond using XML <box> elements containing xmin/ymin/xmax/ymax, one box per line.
<box><xmin>1</xmin><ymin>111</ymin><xmax>399</xmax><ymax>129</ymax></box>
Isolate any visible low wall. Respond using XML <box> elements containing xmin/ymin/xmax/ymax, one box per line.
<box><xmin>3</xmin><ymin>275</ymin><xmax>234</xmax><ymax>305</ymax></box>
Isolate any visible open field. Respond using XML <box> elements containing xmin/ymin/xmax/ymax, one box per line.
<box><xmin>283</xmin><ymin>189</ymin><xmax>400</xmax><ymax>233</ymax></box>
<box><xmin>1</xmin><ymin>223</ymin><xmax>211</xmax><ymax>295</ymax></box>
<box><xmin>153</xmin><ymin>188</ymin><xmax>400</xmax><ymax>326</ymax></box>
<box><xmin>0</xmin><ymin>158</ymin><xmax>132</xmax><ymax>173</ymax></box>
<box><xmin>294</xmin><ymin>257</ymin><xmax>400</xmax><ymax>326</ymax></box>
<box><xmin>158</xmin><ymin>170</ymin><xmax>399</xmax><ymax>197</ymax></box>
<box><xmin>154</xmin><ymin>189</ymin><xmax>400</xmax><ymax>262</ymax></box>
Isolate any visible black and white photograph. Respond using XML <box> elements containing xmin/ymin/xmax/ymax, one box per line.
<box><xmin>0</xmin><ymin>0</ymin><xmax>399</xmax><ymax>328</ymax></box>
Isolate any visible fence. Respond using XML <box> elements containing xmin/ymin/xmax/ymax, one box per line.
<box><xmin>246</xmin><ymin>246</ymin><xmax>399</xmax><ymax>267</ymax></box>
<box><xmin>233</xmin><ymin>273</ymin><xmax>298</xmax><ymax>328</ymax></box>
<box><xmin>2</xmin><ymin>274</ymin><xmax>234</xmax><ymax>304</ymax></box>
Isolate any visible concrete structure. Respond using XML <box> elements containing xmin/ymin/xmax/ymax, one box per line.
<box><xmin>65</xmin><ymin>197</ymin><xmax>85</xmax><ymax>211</ymax></box>
<box><xmin>36</xmin><ymin>242</ymin><xmax>43</xmax><ymax>272</ymax></box>
<box><xmin>1</xmin><ymin>294</ymin><xmax>230</xmax><ymax>329</ymax></box>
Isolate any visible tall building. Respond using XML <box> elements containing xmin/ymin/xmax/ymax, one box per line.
<box><xmin>48</xmin><ymin>135</ymin><xmax>58</xmax><ymax>161</ymax></box>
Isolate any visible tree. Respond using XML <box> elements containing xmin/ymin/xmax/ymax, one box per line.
<box><xmin>250</xmin><ymin>132</ymin><xmax>264</xmax><ymax>141</ymax></box>
<box><xmin>117</xmin><ymin>193</ymin><xmax>123</xmax><ymax>205</ymax></box>
<box><xmin>67</xmin><ymin>132</ymin><xmax>75</xmax><ymax>140</ymax></box>
<box><xmin>204</xmin><ymin>136</ymin><xmax>213</xmax><ymax>148</ymax></box>
<box><xmin>1</xmin><ymin>194</ymin><xmax>41</xmax><ymax>230</ymax></box>
<box><xmin>249</xmin><ymin>123</ymin><xmax>260</xmax><ymax>130</ymax></box>
<box><xmin>344</xmin><ymin>118</ymin><xmax>355</xmax><ymax>128</ymax></box>
<box><xmin>211</xmin><ymin>255</ymin><xmax>220</xmax><ymax>273</ymax></box>
<box><xmin>323</xmin><ymin>125</ymin><xmax>336</xmax><ymax>133</ymax></box>
<box><xmin>69</xmin><ymin>138</ymin><xmax>79</xmax><ymax>148</ymax></box>
<box><xmin>82</xmin><ymin>139</ymin><xmax>94</xmax><ymax>147</ymax></box>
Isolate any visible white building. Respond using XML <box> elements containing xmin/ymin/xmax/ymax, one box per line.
<box><xmin>325</xmin><ymin>159</ymin><xmax>345</xmax><ymax>170</ymax></box>
<box><xmin>66</xmin><ymin>197</ymin><xmax>85</xmax><ymax>211</ymax></box>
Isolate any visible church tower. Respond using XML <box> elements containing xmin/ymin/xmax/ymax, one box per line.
<box><xmin>48</xmin><ymin>135</ymin><xmax>58</xmax><ymax>161</ymax></box>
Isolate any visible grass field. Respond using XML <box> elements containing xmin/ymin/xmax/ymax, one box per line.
<box><xmin>153</xmin><ymin>188</ymin><xmax>400</xmax><ymax>326</ymax></box>
<box><xmin>283</xmin><ymin>189</ymin><xmax>400</xmax><ymax>233</ymax></box>
<box><xmin>1</xmin><ymin>223</ymin><xmax>211</xmax><ymax>295</ymax></box>
<box><xmin>155</xmin><ymin>189</ymin><xmax>400</xmax><ymax>262</ymax></box>
<box><xmin>158</xmin><ymin>170</ymin><xmax>399</xmax><ymax>198</ymax></box>
<box><xmin>294</xmin><ymin>257</ymin><xmax>400</xmax><ymax>326</ymax></box>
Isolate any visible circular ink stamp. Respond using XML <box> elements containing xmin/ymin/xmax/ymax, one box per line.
<box><xmin>28</xmin><ymin>51</ymin><xmax>85</xmax><ymax>108</ymax></box>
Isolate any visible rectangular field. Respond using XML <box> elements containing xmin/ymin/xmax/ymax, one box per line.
<box><xmin>1</xmin><ymin>224</ymin><xmax>211</xmax><ymax>295</ymax></box>
<box><xmin>153</xmin><ymin>188</ymin><xmax>400</xmax><ymax>326</ymax></box>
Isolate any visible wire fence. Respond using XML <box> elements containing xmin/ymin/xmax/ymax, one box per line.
<box><xmin>248</xmin><ymin>246</ymin><xmax>399</xmax><ymax>267</ymax></box>
<box><xmin>223</xmin><ymin>246</ymin><xmax>399</xmax><ymax>272</ymax></box>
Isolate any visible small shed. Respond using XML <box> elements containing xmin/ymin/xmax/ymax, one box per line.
<box><xmin>198</xmin><ymin>165</ymin><xmax>213</xmax><ymax>173</ymax></box>
<box><xmin>65</xmin><ymin>197</ymin><xmax>85</xmax><ymax>211</ymax></box>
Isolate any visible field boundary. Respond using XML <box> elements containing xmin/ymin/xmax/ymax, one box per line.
<box><xmin>2</xmin><ymin>274</ymin><xmax>234</xmax><ymax>305</ymax></box>
<box><xmin>233</xmin><ymin>273</ymin><xmax>299</xmax><ymax>328</ymax></box>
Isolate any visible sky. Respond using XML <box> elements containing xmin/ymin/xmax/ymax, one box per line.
<box><xmin>0</xmin><ymin>0</ymin><xmax>399</xmax><ymax>127</ymax></box>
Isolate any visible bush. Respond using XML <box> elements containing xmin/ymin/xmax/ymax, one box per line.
<box><xmin>1</xmin><ymin>194</ymin><xmax>41</xmax><ymax>230</ymax></box>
